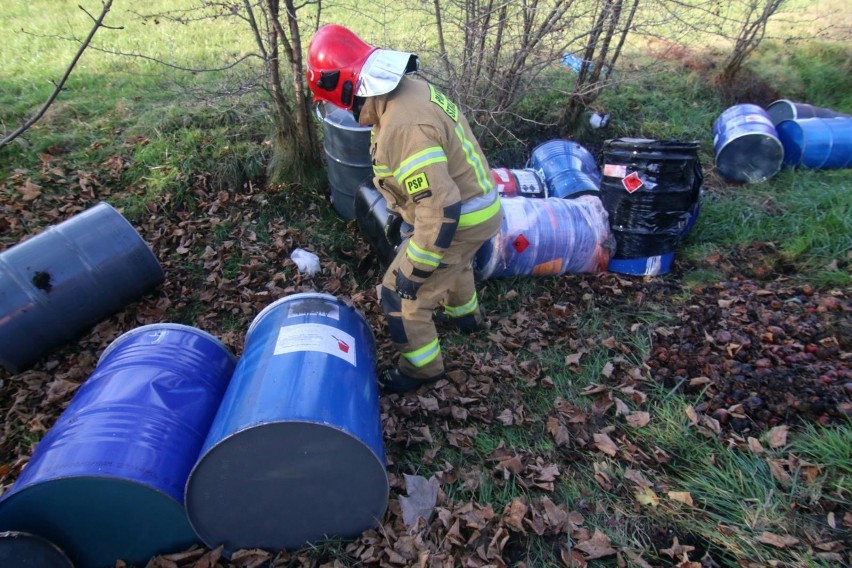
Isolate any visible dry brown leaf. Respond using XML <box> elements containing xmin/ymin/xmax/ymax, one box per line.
<box><xmin>684</xmin><ymin>405</ymin><xmax>699</xmax><ymax>425</ymax></box>
<box><xmin>626</xmin><ymin>411</ymin><xmax>650</xmax><ymax>428</ymax></box>
<box><xmin>660</xmin><ymin>537</ymin><xmax>695</xmax><ymax>559</ymax></box>
<box><xmin>547</xmin><ymin>416</ymin><xmax>571</xmax><ymax>447</ymax></box>
<box><xmin>757</xmin><ymin>531</ymin><xmax>799</xmax><ymax>548</ymax></box>
<box><xmin>19</xmin><ymin>179</ymin><xmax>42</xmax><ymax>201</ymax></box>
<box><xmin>747</xmin><ymin>437</ymin><xmax>764</xmax><ymax>454</ymax></box>
<box><xmin>767</xmin><ymin>425</ymin><xmax>789</xmax><ymax>449</ymax></box>
<box><xmin>624</xmin><ymin>468</ymin><xmax>653</xmax><ymax>487</ymax></box>
<box><xmin>601</xmin><ymin>362</ymin><xmax>614</xmax><ymax>378</ymax></box>
<box><xmin>667</xmin><ymin>492</ymin><xmax>694</xmax><ymax>506</ymax></box>
<box><xmin>565</xmin><ymin>352</ymin><xmax>584</xmax><ymax>365</ymax></box>
<box><xmin>503</xmin><ymin>498</ymin><xmax>528</xmax><ymax>533</ymax></box>
<box><xmin>593</xmin><ymin>432</ymin><xmax>619</xmax><ymax>456</ymax></box>
<box><xmin>575</xmin><ymin>529</ymin><xmax>617</xmax><ymax>559</ymax></box>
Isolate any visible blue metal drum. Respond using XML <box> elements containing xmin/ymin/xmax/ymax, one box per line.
<box><xmin>607</xmin><ymin>253</ymin><xmax>675</xmax><ymax>276</ymax></box>
<box><xmin>776</xmin><ymin>117</ymin><xmax>852</xmax><ymax>169</ymax></box>
<box><xmin>547</xmin><ymin>170</ymin><xmax>601</xmax><ymax>199</ymax></box>
<box><xmin>186</xmin><ymin>293</ymin><xmax>388</xmax><ymax>554</ymax></box>
<box><xmin>713</xmin><ymin>104</ymin><xmax>784</xmax><ymax>184</ymax></box>
<box><xmin>528</xmin><ymin>139</ymin><xmax>601</xmax><ymax>198</ymax></box>
<box><xmin>0</xmin><ymin>202</ymin><xmax>164</xmax><ymax>373</ymax></box>
<box><xmin>0</xmin><ymin>531</ymin><xmax>74</xmax><ymax>568</ymax></box>
<box><xmin>474</xmin><ymin>196</ymin><xmax>612</xmax><ymax>280</ymax></box>
<box><xmin>766</xmin><ymin>99</ymin><xmax>849</xmax><ymax>126</ymax></box>
<box><xmin>0</xmin><ymin>324</ymin><xmax>237</xmax><ymax>568</ymax></box>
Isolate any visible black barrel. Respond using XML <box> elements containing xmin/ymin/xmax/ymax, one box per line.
<box><xmin>600</xmin><ymin>138</ymin><xmax>702</xmax><ymax>271</ymax></box>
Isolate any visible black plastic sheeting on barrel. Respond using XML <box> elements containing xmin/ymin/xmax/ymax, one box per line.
<box><xmin>600</xmin><ymin>139</ymin><xmax>702</xmax><ymax>258</ymax></box>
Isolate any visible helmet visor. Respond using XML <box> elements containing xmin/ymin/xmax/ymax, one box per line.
<box><xmin>356</xmin><ymin>49</ymin><xmax>418</xmax><ymax>98</ymax></box>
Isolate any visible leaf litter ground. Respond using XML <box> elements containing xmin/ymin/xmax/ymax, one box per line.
<box><xmin>0</xmin><ymin>158</ymin><xmax>849</xmax><ymax>566</ymax></box>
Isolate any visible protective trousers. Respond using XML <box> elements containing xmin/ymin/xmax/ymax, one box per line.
<box><xmin>381</xmin><ymin>230</ymin><xmax>486</xmax><ymax>380</ymax></box>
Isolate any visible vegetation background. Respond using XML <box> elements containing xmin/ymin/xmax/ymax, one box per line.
<box><xmin>0</xmin><ymin>0</ymin><xmax>850</xmax><ymax>566</ymax></box>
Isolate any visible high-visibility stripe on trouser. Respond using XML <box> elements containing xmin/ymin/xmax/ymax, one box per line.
<box><xmin>382</xmin><ymin>230</ymin><xmax>493</xmax><ymax>379</ymax></box>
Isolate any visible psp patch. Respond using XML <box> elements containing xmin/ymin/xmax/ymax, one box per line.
<box><xmin>405</xmin><ymin>172</ymin><xmax>430</xmax><ymax>194</ymax></box>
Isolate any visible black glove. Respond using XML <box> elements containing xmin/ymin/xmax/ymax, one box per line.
<box><xmin>395</xmin><ymin>270</ymin><xmax>422</xmax><ymax>301</ymax></box>
<box><xmin>384</xmin><ymin>212</ymin><xmax>403</xmax><ymax>246</ymax></box>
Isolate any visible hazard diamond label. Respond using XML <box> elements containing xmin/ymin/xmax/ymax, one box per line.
<box><xmin>513</xmin><ymin>234</ymin><xmax>530</xmax><ymax>253</ymax></box>
<box><xmin>622</xmin><ymin>171</ymin><xmax>644</xmax><ymax>193</ymax></box>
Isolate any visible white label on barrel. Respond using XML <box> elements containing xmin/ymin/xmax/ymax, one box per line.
<box><xmin>273</xmin><ymin>323</ymin><xmax>356</xmax><ymax>366</ymax></box>
<box><xmin>514</xmin><ymin>170</ymin><xmax>542</xmax><ymax>194</ymax></box>
<box><xmin>603</xmin><ymin>164</ymin><xmax>627</xmax><ymax>178</ymax></box>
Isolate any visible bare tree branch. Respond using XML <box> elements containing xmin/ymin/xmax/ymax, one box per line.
<box><xmin>1</xmin><ymin>0</ymin><xmax>117</xmax><ymax>149</ymax></box>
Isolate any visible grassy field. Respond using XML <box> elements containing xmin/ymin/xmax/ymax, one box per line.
<box><xmin>1</xmin><ymin>1</ymin><xmax>850</xmax><ymax>567</ymax></box>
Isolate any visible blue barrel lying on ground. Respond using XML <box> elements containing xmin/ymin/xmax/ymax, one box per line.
<box><xmin>600</xmin><ymin>138</ymin><xmax>703</xmax><ymax>276</ymax></box>
<box><xmin>528</xmin><ymin>139</ymin><xmax>601</xmax><ymax>198</ymax></box>
<box><xmin>0</xmin><ymin>202</ymin><xmax>164</xmax><ymax>373</ymax></box>
<box><xmin>0</xmin><ymin>324</ymin><xmax>237</xmax><ymax>568</ymax></box>
<box><xmin>474</xmin><ymin>195</ymin><xmax>612</xmax><ymax>279</ymax></box>
<box><xmin>186</xmin><ymin>293</ymin><xmax>388</xmax><ymax>555</ymax></box>
<box><xmin>766</xmin><ymin>99</ymin><xmax>849</xmax><ymax>126</ymax></box>
<box><xmin>712</xmin><ymin>104</ymin><xmax>784</xmax><ymax>184</ymax></box>
<box><xmin>0</xmin><ymin>531</ymin><xmax>74</xmax><ymax>568</ymax></box>
<box><xmin>776</xmin><ymin>117</ymin><xmax>852</xmax><ymax>169</ymax></box>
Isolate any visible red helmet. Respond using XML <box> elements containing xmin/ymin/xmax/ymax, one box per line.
<box><xmin>306</xmin><ymin>25</ymin><xmax>419</xmax><ymax>110</ymax></box>
<box><xmin>306</xmin><ymin>25</ymin><xmax>376</xmax><ymax>109</ymax></box>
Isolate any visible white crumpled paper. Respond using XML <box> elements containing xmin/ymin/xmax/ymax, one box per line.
<box><xmin>290</xmin><ymin>248</ymin><xmax>321</xmax><ymax>276</ymax></box>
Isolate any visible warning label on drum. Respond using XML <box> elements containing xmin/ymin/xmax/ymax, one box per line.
<box><xmin>273</xmin><ymin>323</ymin><xmax>356</xmax><ymax>366</ymax></box>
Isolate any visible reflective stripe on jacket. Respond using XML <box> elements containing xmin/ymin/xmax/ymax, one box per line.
<box><xmin>360</xmin><ymin>77</ymin><xmax>501</xmax><ymax>280</ymax></box>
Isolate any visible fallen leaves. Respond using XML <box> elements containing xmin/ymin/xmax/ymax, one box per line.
<box><xmin>757</xmin><ymin>531</ymin><xmax>799</xmax><ymax>549</ymax></box>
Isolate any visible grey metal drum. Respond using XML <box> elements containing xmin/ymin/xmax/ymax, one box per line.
<box><xmin>317</xmin><ymin>102</ymin><xmax>373</xmax><ymax>219</ymax></box>
<box><xmin>0</xmin><ymin>202</ymin><xmax>164</xmax><ymax>372</ymax></box>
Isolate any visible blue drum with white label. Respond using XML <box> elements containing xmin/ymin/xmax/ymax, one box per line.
<box><xmin>186</xmin><ymin>293</ymin><xmax>387</xmax><ymax>554</ymax></box>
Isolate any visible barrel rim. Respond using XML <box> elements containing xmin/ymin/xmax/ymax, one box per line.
<box><xmin>766</xmin><ymin>99</ymin><xmax>798</xmax><ymax>124</ymax></box>
<box><xmin>0</xmin><ymin>530</ymin><xmax>74</xmax><ymax>568</ymax></box>
<box><xmin>713</xmin><ymin>131</ymin><xmax>784</xmax><ymax>183</ymax></box>
<box><xmin>246</xmin><ymin>293</ymin><xmax>373</xmax><ymax>342</ymax></box>
<box><xmin>92</xmin><ymin>201</ymin><xmax>165</xmax><ymax>280</ymax></box>
<box><xmin>0</xmin><ymin>473</ymin><xmax>188</xmax><ymax>508</ymax></box>
<box><xmin>98</xmin><ymin>323</ymin><xmax>237</xmax><ymax>366</ymax></box>
<box><xmin>0</xmin><ymin>476</ymin><xmax>195</xmax><ymax>566</ymax></box>
<box><xmin>603</xmin><ymin>137</ymin><xmax>700</xmax><ymax>152</ymax></box>
<box><xmin>185</xmin><ymin>419</ymin><xmax>390</xmax><ymax>549</ymax></box>
<box><xmin>315</xmin><ymin>102</ymin><xmax>372</xmax><ymax>132</ymax></box>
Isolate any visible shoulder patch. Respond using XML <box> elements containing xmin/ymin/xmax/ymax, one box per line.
<box><xmin>428</xmin><ymin>84</ymin><xmax>459</xmax><ymax>122</ymax></box>
<box><xmin>405</xmin><ymin>172</ymin><xmax>430</xmax><ymax>194</ymax></box>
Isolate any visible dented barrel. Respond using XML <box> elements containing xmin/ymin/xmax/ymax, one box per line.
<box><xmin>0</xmin><ymin>324</ymin><xmax>237</xmax><ymax>567</ymax></box>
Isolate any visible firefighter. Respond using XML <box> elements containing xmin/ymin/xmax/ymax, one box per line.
<box><xmin>306</xmin><ymin>24</ymin><xmax>503</xmax><ymax>393</ymax></box>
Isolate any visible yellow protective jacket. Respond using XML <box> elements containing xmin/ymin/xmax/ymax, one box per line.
<box><xmin>358</xmin><ymin>76</ymin><xmax>502</xmax><ymax>283</ymax></box>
